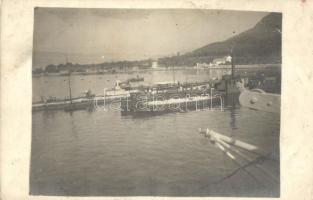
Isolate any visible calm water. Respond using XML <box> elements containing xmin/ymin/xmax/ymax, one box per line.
<box><xmin>31</xmin><ymin>69</ymin><xmax>280</xmax><ymax>197</ymax></box>
<box><xmin>32</xmin><ymin>69</ymin><xmax>229</xmax><ymax>102</ymax></box>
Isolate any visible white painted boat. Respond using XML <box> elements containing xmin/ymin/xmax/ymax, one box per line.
<box><xmin>147</xmin><ymin>95</ymin><xmax>214</xmax><ymax>106</ymax></box>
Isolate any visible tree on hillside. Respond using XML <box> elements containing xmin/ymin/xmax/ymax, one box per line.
<box><xmin>45</xmin><ymin>64</ymin><xmax>59</xmax><ymax>73</ymax></box>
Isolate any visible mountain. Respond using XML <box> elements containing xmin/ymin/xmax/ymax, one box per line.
<box><xmin>159</xmin><ymin>12</ymin><xmax>282</xmax><ymax>66</ymax></box>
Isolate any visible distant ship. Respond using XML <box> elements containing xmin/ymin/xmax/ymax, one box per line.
<box><xmin>121</xmin><ymin>81</ymin><xmax>223</xmax><ymax>115</ymax></box>
<box><xmin>127</xmin><ymin>75</ymin><xmax>144</xmax><ymax>83</ymax></box>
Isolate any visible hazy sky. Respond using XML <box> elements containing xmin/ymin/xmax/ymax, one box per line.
<box><xmin>33</xmin><ymin>8</ymin><xmax>268</xmax><ymax>68</ymax></box>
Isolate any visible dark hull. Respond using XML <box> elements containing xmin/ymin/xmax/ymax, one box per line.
<box><xmin>63</xmin><ymin>103</ymin><xmax>94</xmax><ymax>112</ymax></box>
<box><xmin>128</xmin><ymin>77</ymin><xmax>144</xmax><ymax>82</ymax></box>
<box><xmin>121</xmin><ymin>97</ymin><xmax>223</xmax><ymax>116</ymax></box>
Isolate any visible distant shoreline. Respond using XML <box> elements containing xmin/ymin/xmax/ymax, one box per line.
<box><xmin>32</xmin><ymin>63</ymin><xmax>281</xmax><ymax>77</ymax></box>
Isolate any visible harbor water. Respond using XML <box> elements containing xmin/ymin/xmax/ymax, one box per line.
<box><xmin>31</xmin><ymin>68</ymin><xmax>280</xmax><ymax>197</ymax></box>
<box><xmin>32</xmin><ymin>69</ymin><xmax>230</xmax><ymax>102</ymax></box>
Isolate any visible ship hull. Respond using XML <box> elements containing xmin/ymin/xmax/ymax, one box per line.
<box><xmin>239</xmin><ymin>89</ymin><xmax>280</xmax><ymax>113</ymax></box>
<box><xmin>121</xmin><ymin>95</ymin><xmax>223</xmax><ymax>115</ymax></box>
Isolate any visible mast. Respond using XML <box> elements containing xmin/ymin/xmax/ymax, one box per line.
<box><xmin>231</xmin><ymin>48</ymin><xmax>235</xmax><ymax>79</ymax></box>
<box><xmin>66</xmin><ymin>55</ymin><xmax>72</xmax><ymax>104</ymax></box>
<box><xmin>68</xmin><ymin>72</ymin><xmax>72</xmax><ymax>104</ymax></box>
<box><xmin>173</xmin><ymin>52</ymin><xmax>179</xmax><ymax>83</ymax></box>
<box><xmin>172</xmin><ymin>65</ymin><xmax>176</xmax><ymax>83</ymax></box>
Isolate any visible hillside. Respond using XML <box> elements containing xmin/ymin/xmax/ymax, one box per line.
<box><xmin>37</xmin><ymin>12</ymin><xmax>282</xmax><ymax>74</ymax></box>
<box><xmin>159</xmin><ymin>12</ymin><xmax>282</xmax><ymax>66</ymax></box>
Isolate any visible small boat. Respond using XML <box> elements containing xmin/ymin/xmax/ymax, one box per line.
<box><xmin>105</xmin><ymin>80</ymin><xmax>130</xmax><ymax>97</ymax></box>
<box><xmin>127</xmin><ymin>75</ymin><xmax>144</xmax><ymax>82</ymax></box>
<box><xmin>105</xmin><ymin>80</ymin><xmax>139</xmax><ymax>97</ymax></box>
<box><xmin>106</xmin><ymin>89</ymin><xmax>130</xmax><ymax>97</ymax></box>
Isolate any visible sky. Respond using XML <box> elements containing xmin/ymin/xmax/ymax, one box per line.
<box><xmin>33</xmin><ymin>8</ymin><xmax>269</xmax><ymax>68</ymax></box>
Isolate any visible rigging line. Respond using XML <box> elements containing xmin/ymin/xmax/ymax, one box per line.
<box><xmin>190</xmin><ymin>154</ymin><xmax>271</xmax><ymax>195</ymax></box>
<box><xmin>217</xmin><ymin>138</ymin><xmax>279</xmax><ymax>183</ymax></box>
<box><xmin>234</xmin><ymin>146</ymin><xmax>279</xmax><ymax>162</ymax></box>
<box><xmin>216</xmin><ymin>138</ymin><xmax>271</xmax><ymax>190</ymax></box>
<box><xmin>222</xmin><ymin>146</ymin><xmax>237</xmax><ymax>194</ymax></box>
<box><xmin>228</xmin><ymin>152</ymin><xmax>270</xmax><ymax>190</ymax></box>
<box><xmin>217</xmin><ymin>134</ymin><xmax>279</xmax><ymax>162</ymax></box>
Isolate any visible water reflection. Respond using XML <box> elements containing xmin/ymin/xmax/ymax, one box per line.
<box><xmin>230</xmin><ymin>106</ymin><xmax>239</xmax><ymax>130</ymax></box>
<box><xmin>31</xmin><ymin>68</ymin><xmax>280</xmax><ymax>197</ymax></box>
<box><xmin>31</xmin><ymin>99</ymin><xmax>280</xmax><ymax>196</ymax></box>
<box><xmin>223</xmin><ymin>93</ymin><xmax>240</xmax><ymax>137</ymax></box>
<box><xmin>69</xmin><ymin>112</ymin><xmax>79</xmax><ymax>139</ymax></box>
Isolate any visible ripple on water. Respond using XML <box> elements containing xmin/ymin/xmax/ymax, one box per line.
<box><xmin>31</xmin><ymin>103</ymin><xmax>280</xmax><ymax>196</ymax></box>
